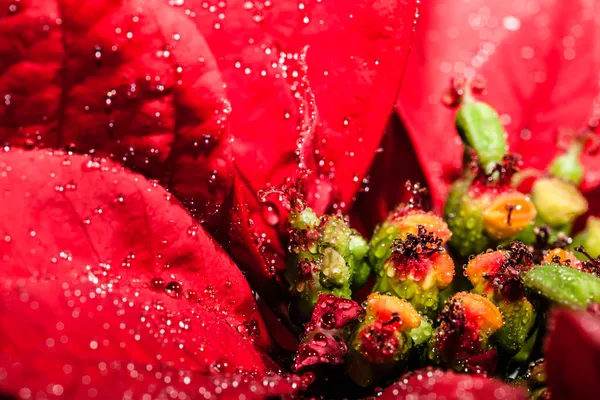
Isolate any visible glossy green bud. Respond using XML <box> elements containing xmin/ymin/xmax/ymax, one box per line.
<box><xmin>523</xmin><ymin>264</ymin><xmax>600</xmax><ymax>308</ymax></box>
<box><xmin>455</xmin><ymin>100</ymin><xmax>508</xmax><ymax>172</ymax></box>
<box><xmin>494</xmin><ymin>298</ymin><xmax>536</xmax><ymax>354</ymax></box>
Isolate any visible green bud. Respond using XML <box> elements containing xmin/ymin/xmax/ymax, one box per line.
<box><xmin>572</xmin><ymin>217</ymin><xmax>600</xmax><ymax>259</ymax></box>
<box><xmin>408</xmin><ymin>318</ymin><xmax>433</xmax><ymax>346</ymax></box>
<box><xmin>549</xmin><ymin>141</ymin><xmax>585</xmax><ymax>186</ymax></box>
<box><xmin>289</xmin><ymin>207</ymin><xmax>320</xmax><ymax>231</ymax></box>
<box><xmin>455</xmin><ymin>100</ymin><xmax>508</xmax><ymax>172</ymax></box>
<box><xmin>523</xmin><ymin>264</ymin><xmax>600</xmax><ymax>307</ymax></box>
<box><xmin>531</xmin><ymin>178</ymin><xmax>587</xmax><ymax>228</ymax></box>
<box><xmin>320</xmin><ymin>248</ymin><xmax>351</xmax><ymax>287</ymax></box>
<box><xmin>444</xmin><ymin>179</ymin><xmax>490</xmax><ymax>257</ymax></box>
<box><xmin>494</xmin><ymin>298</ymin><xmax>536</xmax><ymax>354</ymax></box>
<box><xmin>349</xmin><ymin>235</ymin><xmax>371</xmax><ymax>288</ymax></box>
<box><xmin>285</xmin><ymin>210</ymin><xmax>371</xmax><ymax>320</ymax></box>
<box><xmin>369</xmin><ymin>221</ymin><xmax>402</xmax><ymax>273</ymax></box>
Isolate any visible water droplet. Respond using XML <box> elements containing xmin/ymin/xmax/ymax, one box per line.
<box><xmin>321</xmin><ymin>312</ymin><xmax>336</xmax><ymax>329</ymax></box>
<box><xmin>82</xmin><ymin>159</ymin><xmax>101</xmax><ymax>171</ymax></box>
<box><xmin>260</xmin><ymin>203</ymin><xmax>280</xmax><ymax>226</ymax></box>
<box><xmin>93</xmin><ymin>45</ymin><xmax>103</xmax><ymax>64</ymax></box>
<box><xmin>149</xmin><ymin>277</ymin><xmax>165</xmax><ymax>291</ymax></box>
<box><xmin>184</xmin><ymin>290</ymin><xmax>197</xmax><ymax>302</ymax></box>
<box><xmin>164</xmin><ymin>281</ymin><xmax>182</xmax><ymax>298</ymax></box>
<box><xmin>187</xmin><ymin>224</ymin><xmax>199</xmax><ymax>237</ymax></box>
<box><xmin>122</xmin><ymin>252</ymin><xmax>135</xmax><ymax>268</ymax></box>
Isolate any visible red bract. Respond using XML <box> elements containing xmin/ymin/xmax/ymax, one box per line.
<box><xmin>397</xmin><ymin>0</ymin><xmax>600</xmax><ymax>211</ymax></box>
<box><xmin>375</xmin><ymin>368</ymin><xmax>526</xmax><ymax>399</ymax></box>
<box><xmin>0</xmin><ymin>0</ymin><xmax>236</xmax><ymax>231</ymax></box>
<box><xmin>0</xmin><ymin>0</ymin><xmax>421</xmax><ymax>348</ymax></box>
<box><xmin>0</xmin><ymin>149</ymin><xmax>287</xmax><ymax>398</ymax></box>
<box><xmin>200</xmin><ymin>0</ymin><xmax>421</xmax><ymax>303</ymax></box>
<box><xmin>546</xmin><ymin>309</ymin><xmax>600</xmax><ymax>399</ymax></box>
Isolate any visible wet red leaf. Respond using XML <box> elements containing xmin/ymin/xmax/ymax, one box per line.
<box><xmin>0</xmin><ymin>0</ymin><xmax>423</xmax><ymax>327</ymax></box>
<box><xmin>546</xmin><ymin>309</ymin><xmax>600</xmax><ymax>399</ymax></box>
<box><xmin>194</xmin><ymin>0</ymin><xmax>420</xmax><ymax>309</ymax></box>
<box><xmin>397</xmin><ymin>0</ymin><xmax>600</xmax><ymax>211</ymax></box>
<box><xmin>0</xmin><ymin>149</ymin><xmax>288</xmax><ymax>398</ymax></box>
<box><xmin>375</xmin><ymin>368</ymin><xmax>526</xmax><ymax>400</ymax></box>
<box><xmin>0</xmin><ymin>0</ymin><xmax>233</xmax><ymax>229</ymax></box>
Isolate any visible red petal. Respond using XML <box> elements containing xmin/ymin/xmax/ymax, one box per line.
<box><xmin>376</xmin><ymin>368</ymin><xmax>526</xmax><ymax>399</ymax></box>
<box><xmin>200</xmin><ymin>0</ymin><xmax>419</xmax><ymax>308</ymax></box>
<box><xmin>397</xmin><ymin>0</ymin><xmax>600</xmax><ymax>211</ymax></box>
<box><xmin>200</xmin><ymin>0</ymin><xmax>420</xmax><ymax>209</ymax></box>
<box><xmin>0</xmin><ymin>0</ymin><xmax>233</xmax><ymax>229</ymax></box>
<box><xmin>546</xmin><ymin>309</ymin><xmax>600</xmax><ymax>399</ymax></box>
<box><xmin>0</xmin><ymin>149</ymin><xmax>286</xmax><ymax>398</ymax></box>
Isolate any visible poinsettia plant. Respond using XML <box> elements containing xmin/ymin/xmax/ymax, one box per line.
<box><xmin>1</xmin><ymin>0</ymin><xmax>599</xmax><ymax>399</ymax></box>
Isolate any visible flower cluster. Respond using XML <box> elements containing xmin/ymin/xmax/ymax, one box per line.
<box><xmin>282</xmin><ymin>78</ymin><xmax>600</xmax><ymax>397</ymax></box>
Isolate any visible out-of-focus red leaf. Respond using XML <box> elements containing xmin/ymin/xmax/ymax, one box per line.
<box><xmin>397</xmin><ymin>0</ymin><xmax>600</xmax><ymax>211</ymax></box>
<box><xmin>0</xmin><ymin>149</ymin><xmax>288</xmax><ymax>398</ymax></box>
<box><xmin>546</xmin><ymin>309</ymin><xmax>600</xmax><ymax>399</ymax></box>
<box><xmin>0</xmin><ymin>0</ymin><xmax>233</xmax><ymax>230</ymax></box>
<box><xmin>0</xmin><ymin>367</ymin><xmax>299</xmax><ymax>400</ymax></box>
<box><xmin>192</xmin><ymin>0</ymin><xmax>420</xmax><ymax>305</ymax></box>
<box><xmin>373</xmin><ymin>367</ymin><xmax>526</xmax><ymax>400</ymax></box>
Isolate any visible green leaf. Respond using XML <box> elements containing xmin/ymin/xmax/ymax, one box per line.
<box><xmin>523</xmin><ymin>264</ymin><xmax>600</xmax><ymax>307</ymax></box>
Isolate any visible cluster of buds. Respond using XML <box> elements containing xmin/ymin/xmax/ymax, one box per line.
<box><xmin>258</xmin><ymin>170</ymin><xmax>370</xmax><ymax>321</ymax></box>
<box><xmin>282</xmin><ymin>76</ymin><xmax>600</xmax><ymax>393</ymax></box>
<box><xmin>465</xmin><ymin>242</ymin><xmax>537</xmax><ymax>353</ymax></box>
<box><xmin>442</xmin><ymin>77</ymin><xmax>539</xmax><ymax>257</ymax></box>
